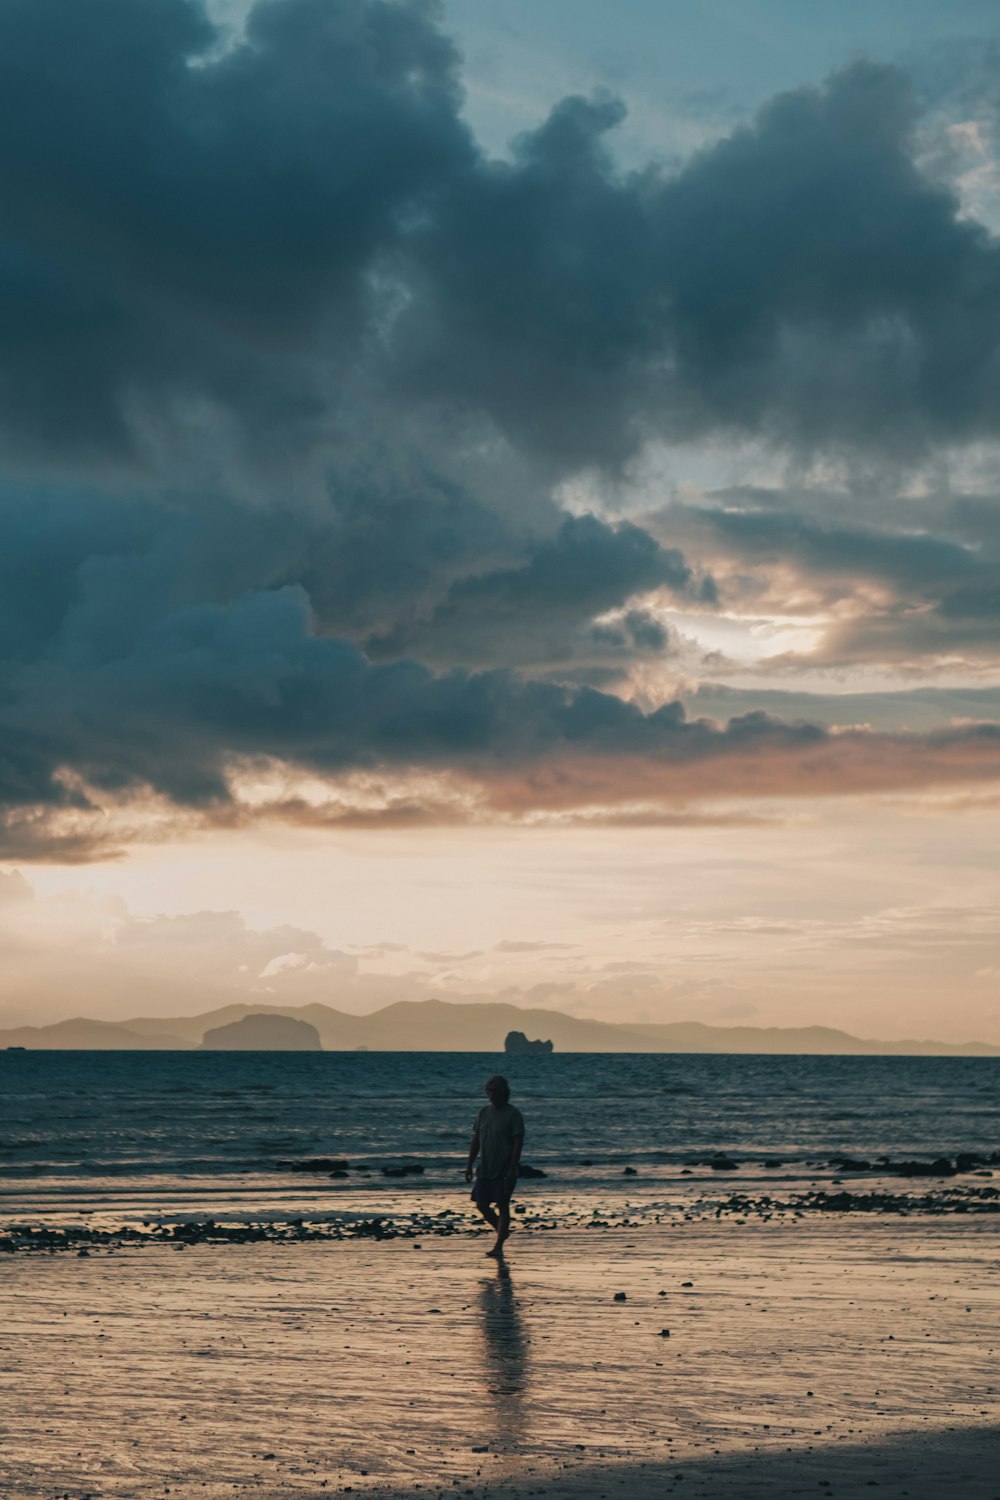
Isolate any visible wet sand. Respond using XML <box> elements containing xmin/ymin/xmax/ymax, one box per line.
<box><xmin>1</xmin><ymin>1217</ymin><xmax>998</xmax><ymax>1499</ymax></box>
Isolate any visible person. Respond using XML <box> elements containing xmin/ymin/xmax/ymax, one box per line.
<box><xmin>465</xmin><ymin>1075</ymin><xmax>524</xmax><ymax>1257</ymax></box>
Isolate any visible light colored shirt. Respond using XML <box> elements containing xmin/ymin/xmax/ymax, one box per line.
<box><xmin>475</xmin><ymin>1103</ymin><xmax>525</xmax><ymax>1179</ymax></box>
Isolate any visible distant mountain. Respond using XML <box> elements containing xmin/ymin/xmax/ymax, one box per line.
<box><xmin>0</xmin><ymin>1016</ymin><xmax>189</xmax><ymax>1049</ymax></box>
<box><xmin>200</xmin><ymin>1014</ymin><xmax>322</xmax><ymax>1050</ymax></box>
<box><xmin>1</xmin><ymin>998</ymin><xmax>998</xmax><ymax>1055</ymax></box>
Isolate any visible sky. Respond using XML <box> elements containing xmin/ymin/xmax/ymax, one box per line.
<box><xmin>2</xmin><ymin>0</ymin><xmax>1000</xmax><ymax>1041</ymax></box>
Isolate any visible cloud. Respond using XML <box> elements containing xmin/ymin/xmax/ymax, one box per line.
<box><xmin>367</xmin><ymin>512</ymin><xmax>709</xmax><ymax>669</ymax></box>
<box><xmin>0</xmin><ymin>463</ymin><xmax>699</xmax><ymax>705</ymax></box>
<box><xmin>5</xmin><ymin>6</ymin><xmax>1000</xmax><ymax>480</ymax></box>
<box><xmin>698</xmin><ymin>507</ymin><xmax>981</xmax><ymax>595</ymax></box>
<box><xmin>416</xmin><ymin>948</ymin><xmax>482</xmax><ymax>964</ymax></box>
<box><xmin>0</xmin><ymin>0</ymin><xmax>472</xmax><ymax>473</ymax></box>
<box><xmin>645</xmin><ymin>483</ymin><xmax>1000</xmax><ymax>670</ymax></box>
<box><xmin>0</xmin><ymin>576</ymin><xmax>998</xmax><ymax>857</ymax></box>
<box><xmin>0</xmin><ymin>5</ymin><xmax>998</xmax><ymax>854</ymax></box>
<box><xmin>2</xmin><ymin>584</ymin><xmax>810</xmax><ymax>819</ymax></box>
<box><xmin>590</xmin><ymin>608</ymin><xmax>673</xmax><ymax>654</ymax></box>
<box><xmin>0</xmin><ymin>868</ymin><xmax>32</xmax><ymax>902</ymax></box>
<box><xmin>494</xmin><ymin>939</ymin><xmax>579</xmax><ymax>953</ymax></box>
<box><xmin>398</xmin><ymin>59</ymin><xmax>1000</xmax><ymax>465</ymax></box>
<box><xmin>0</xmin><ymin>874</ymin><xmax>361</xmax><ymax>1026</ymax></box>
<box><xmin>687</xmin><ymin>682</ymin><xmax>1000</xmax><ymax>734</ymax></box>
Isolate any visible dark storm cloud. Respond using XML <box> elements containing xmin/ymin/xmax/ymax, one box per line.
<box><xmin>688</xmin><ymin>682</ymin><xmax>1000</xmax><ymax>735</ymax></box>
<box><xmin>3</xmin><ymin>583</ymin><xmax>812</xmax><ymax>802</ymax></box>
<box><xmin>590</xmin><ymin>608</ymin><xmax>671</xmax><ymax>655</ymax></box>
<box><xmin>0</xmin><ymin>476</ymin><xmax>683</xmax><ymax>692</ymax></box>
<box><xmin>1</xmin><ymin>580</ymin><xmax>998</xmax><ymax>856</ymax></box>
<box><xmin>1</xmin><ymin>0</ymin><xmax>1000</xmax><ymax>851</ymax></box>
<box><xmin>439</xmin><ymin>514</ymin><xmax>692</xmax><ymax>612</ymax></box>
<box><xmin>0</xmin><ymin>0</ymin><xmax>472</xmax><ymax>465</ymax></box>
<box><xmin>698</xmin><ymin>510</ymin><xmax>981</xmax><ymax>595</ymax></box>
<box><xmin>644</xmin><ymin>63</ymin><xmax>1000</xmax><ymax>454</ymax></box>
<box><xmin>4</xmin><ymin>3</ymin><xmax>1000</xmax><ymax>474</ymax></box>
<box><xmin>390</xmin><ymin>92</ymin><xmax>660</xmax><ymax>470</ymax></box>
<box><xmin>398</xmin><ymin>59</ymin><xmax>1000</xmax><ymax>464</ymax></box>
<box><xmin>366</xmin><ymin>513</ymin><xmax>708</xmax><ymax>667</ymax></box>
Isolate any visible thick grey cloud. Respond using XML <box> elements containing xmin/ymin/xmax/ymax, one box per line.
<box><xmin>398</xmin><ymin>59</ymin><xmax>1000</xmax><ymax>465</ymax></box>
<box><xmin>0</xmin><ymin>475</ymin><xmax>689</xmax><ymax>690</ymax></box>
<box><xmin>366</xmin><ymin>513</ymin><xmax>709</xmax><ymax>668</ymax></box>
<box><xmin>688</xmin><ymin>682</ymin><xmax>1000</xmax><ymax>734</ymax></box>
<box><xmin>0</xmin><ymin>1</ymin><xmax>998</xmax><ymax>852</ymax></box>
<box><xmin>391</xmin><ymin>92</ymin><xmax>659</xmax><ymax>470</ymax></box>
<box><xmin>590</xmin><ymin>608</ymin><xmax>672</xmax><ymax>655</ymax></box>
<box><xmin>1</xmin><ymin>583</ymin><xmax>812</xmax><ymax>804</ymax></box>
<box><xmin>4</xmin><ymin>3</ymin><xmax>1000</xmax><ymax>476</ymax></box>
<box><xmin>1</xmin><ymin>578</ymin><xmax>998</xmax><ymax>858</ymax></box>
<box><xmin>646</xmin><ymin>63</ymin><xmax>1000</xmax><ymax>454</ymax></box>
<box><xmin>698</xmin><ymin>509</ymin><xmax>981</xmax><ymax>595</ymax></box>
<box><xmin>0</xmin><ymin>0</ymin><xmax>471</xmax><ymax>467</ymax></box>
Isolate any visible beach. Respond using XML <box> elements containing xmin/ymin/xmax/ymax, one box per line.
<box><xmin>2</xmin><ymin>1215</ymin><xmax>998</xmax><ymax>1499</ymax></box>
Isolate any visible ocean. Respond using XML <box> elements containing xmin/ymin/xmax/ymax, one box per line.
<box><xmin>2</xmin><ymin>1050</ymin><xmax>998</xmax><ymax>1237</ymax></box>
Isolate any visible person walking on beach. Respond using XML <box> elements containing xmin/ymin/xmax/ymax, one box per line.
<box><xmin>465</xmin><ymin>1075</ymin><xmax>524</xmax><ymax>1257</ymax></box>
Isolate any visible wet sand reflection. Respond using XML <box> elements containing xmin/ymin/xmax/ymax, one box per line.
<box><xmin>477</xmin><ymin>1260</ymin><xmax>529</xmax><ymax>1449</ymax></box>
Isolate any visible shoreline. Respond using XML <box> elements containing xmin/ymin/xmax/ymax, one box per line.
<box><xmin>3</xmin><ymin>1176</ymin><xmax>999</xmax><ymax>1254</ymax></box>
<box><xmin>1</xmin><ymin>1217</ymin><xmax>997</xmax><ymax>1498</ymax></box>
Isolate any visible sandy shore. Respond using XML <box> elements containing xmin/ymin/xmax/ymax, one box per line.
<box><xmin>1</xmin><ymin>1217</ymin><xmax>997</xmax><ymax>1499</ymax></box>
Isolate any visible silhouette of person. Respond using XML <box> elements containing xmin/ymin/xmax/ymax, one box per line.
<box><xmin>465</xmin><ymin>1075</ymin><xmax>524</xmax><ymax>1257</ymax></box>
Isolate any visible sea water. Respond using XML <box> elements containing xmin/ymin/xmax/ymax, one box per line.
<box><xmin>1</xmin><ymin>1050</ymin><xmax>998</xmax><ymax>1229</ymax></box>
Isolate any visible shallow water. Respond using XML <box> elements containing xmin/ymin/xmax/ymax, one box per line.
<box><xmin>1</xmin><ymin>1051</ymin><xmax>997</xmax><ymax>1229</ymax></box>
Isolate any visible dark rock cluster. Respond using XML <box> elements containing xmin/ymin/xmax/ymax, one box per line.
<box><xmin>826</xmin><ymin>1151</ymin><xmax>999</xmax><ymax>1177</ymax></box>
<box><xmin>710</xmin><ymin>1183</ymin><xmax>1000</xmax><ymax>1219</ymax></box>
<box><xmin>276</xmin><ymin>1157</ymin><xmax>350</xmax><ymax>1173</ymax></box>
<box><xmin>0</xmin><ymin>1211</ymin><xmax>473</xmax><ymax>1254</ymax></box>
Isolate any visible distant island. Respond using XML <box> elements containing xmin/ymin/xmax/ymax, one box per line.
<box><xmin>200</xmin><ymin>1014</ymin><xmax>322</xmax><ymax>1051</ymax></box>
<box><xmin>505</xmin><ymin>1030</ymin><xmax>554</xmax><ymax>1055</ymax></box>
<box><xmin>1</xmin><ymin>997</ymin><xmax>998</xmax><ymax>1055</ymax></box>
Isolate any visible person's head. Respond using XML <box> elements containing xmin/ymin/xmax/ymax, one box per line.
<box><xmin>485</xmin><ymin>1075</ymin><xmax>510</xmax><ymax>1107</ymax></box>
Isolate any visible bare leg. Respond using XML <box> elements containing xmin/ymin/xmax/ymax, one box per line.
<box><xmin>476</xmin><ymin>1201</ymin><xmax>499</xmax><ymax>1235</ymax></box>
<box><xmin>486</xmin><ymin>1201</ymin><xmax>512</xmax><ymax>1257</ymax></box>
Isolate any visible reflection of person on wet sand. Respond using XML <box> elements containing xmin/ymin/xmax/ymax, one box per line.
<box><xmin>465</xmin><ymin>1075</ymin><xmax>524</xmax><ymax>1257</ymax></box>
<box><xmin>478</xmin><ymin>1260</ymin><xmax>529</xmax><ymax>1450</ymax></box>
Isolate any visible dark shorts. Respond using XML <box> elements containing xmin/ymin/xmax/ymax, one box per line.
<box><xmin>471</xmin><ymin>1174</ymin><xmax>514</xmax><ymax>1208</ymax></box>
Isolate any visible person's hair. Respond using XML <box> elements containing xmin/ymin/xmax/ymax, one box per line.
<box><xmin>485</xmin><ymin>1075</ymin><xmax>510</xmax><ymax>1104</ymax></box>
